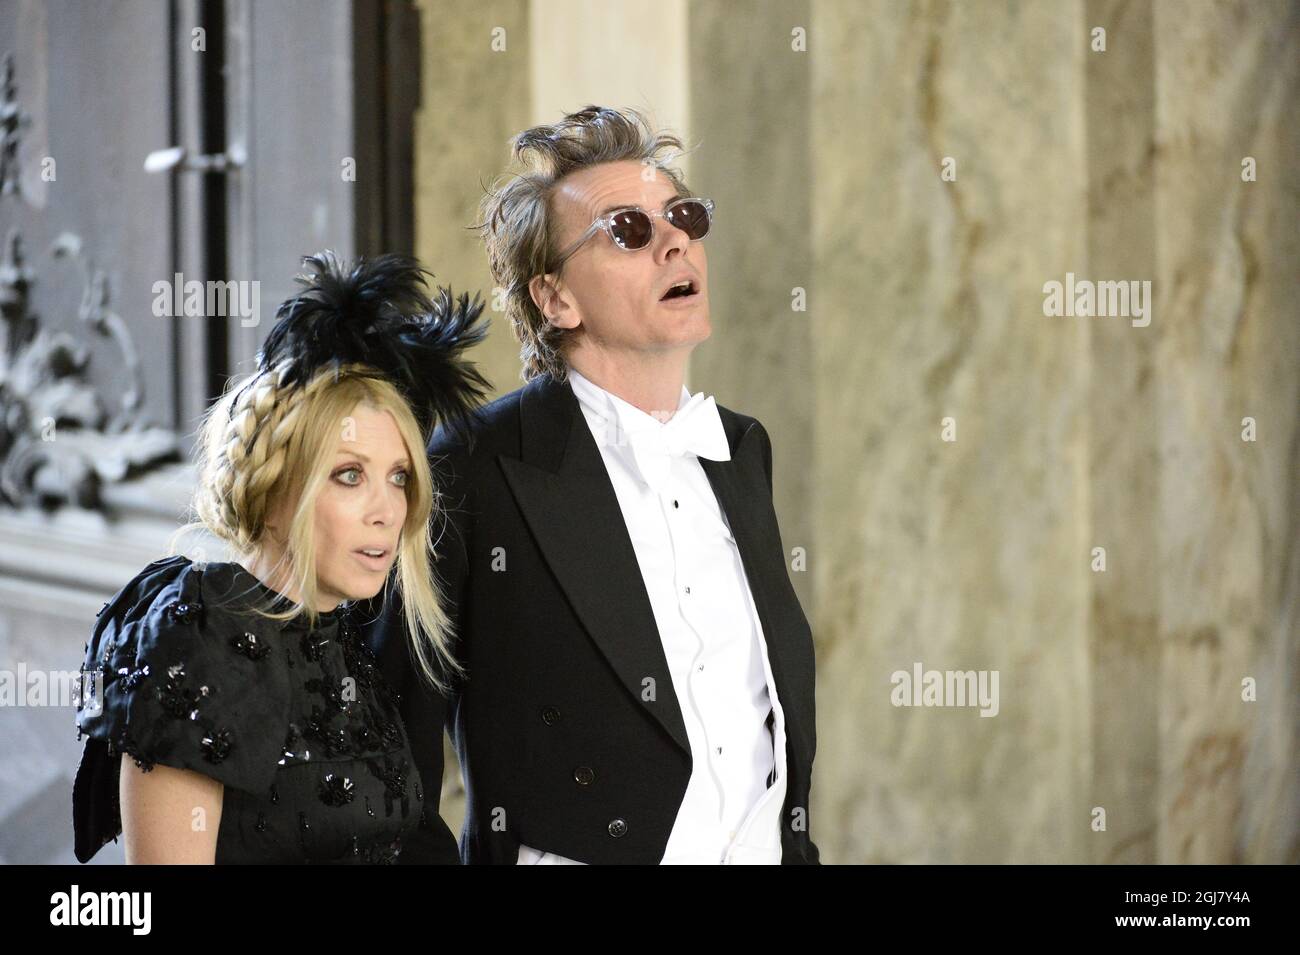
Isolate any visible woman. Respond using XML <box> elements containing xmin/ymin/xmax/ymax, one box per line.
<box><xmin>71</xmin><ymin>251</ymin><xmax>489</xmax><ymax>863</ymax></box>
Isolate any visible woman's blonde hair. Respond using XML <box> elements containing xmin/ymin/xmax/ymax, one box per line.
<box><xmin>171</xmin><ymin>358</ymin><xmax>465</xmax><ymax>694</ymax></box>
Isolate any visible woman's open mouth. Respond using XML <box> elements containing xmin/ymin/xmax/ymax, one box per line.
<box><xmin>353</xmin><ymin>548</ymin><xmax>391</xmax><ymax>572</ymax></box>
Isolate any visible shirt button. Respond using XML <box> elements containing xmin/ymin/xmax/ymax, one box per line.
<box><xmin>684</xmin><ymin>586</ymin><xmax>690</xmax><ymax>594</ymax></box>
<box><xmin>608</xmin><ymin>818</ymin><xmax>628</xmax><ymax>838</ymax></box>
<box><xmin>673</xmin><ymin>500</ymin><xmax>679</xmax><ymax>508</ymax></box>
<box><xmin>573</xmin><ymin>765</ymin><xmax>595</xmax><ymax>786</ymax></box>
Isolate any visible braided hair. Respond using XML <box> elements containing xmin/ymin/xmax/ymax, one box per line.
<box><xmin>175</xmin><ymin>252</ymin><xmax>489</xmax><ymax>692</ymax></box>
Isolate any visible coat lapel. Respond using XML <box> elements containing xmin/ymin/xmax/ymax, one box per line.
<box><xmin>497</xmin><ymin>372</ymin><xmax>795</xmax><ymax>760</ymax></box>
<box><xmin>698</xmin><ymin>442</ymin><xmax>798</xmax><ymax>749</ymax></box>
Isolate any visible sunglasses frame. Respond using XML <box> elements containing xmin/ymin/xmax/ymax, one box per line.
<box><xmin>550</xmin><ymin>196</ymin><xmax>715</xmax><ymax>273</ymax></box>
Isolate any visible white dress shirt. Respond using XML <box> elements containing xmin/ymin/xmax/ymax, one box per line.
<box><xmin>515</xmin><ymin>366</ymin><xmax>788</xmax><ymax>865</ymax></box>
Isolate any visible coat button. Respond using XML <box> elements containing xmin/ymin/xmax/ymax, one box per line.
<box><xmin>541</xmin><ymin>705</ymin><xmax>561</xmax><ymax>725</ymax></box>
<box><xmin>607</xmin><ymin>818</ymin><xmax>628</xmax><ymax>838</ymax></box>
<box><xmin>573</xmin><ymin>765</ymin><xmax>595</xmax><ymax>786</ymax></box>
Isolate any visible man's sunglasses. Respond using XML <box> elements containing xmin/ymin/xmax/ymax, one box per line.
<box><xmin>551</xmin><ymin>196</ymin><xmax>715</xmax><ymax>272</ymax></box>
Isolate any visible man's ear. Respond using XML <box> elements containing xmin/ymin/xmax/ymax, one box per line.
<box><xmin>527</xmin><ymin>273</ymin><xmax>555</xmax><ymax>317</ymax></box>
<box><xmin>529</xmin><ymin>273</ymin><xmax>579</xmax><ymax>330</ymax></box>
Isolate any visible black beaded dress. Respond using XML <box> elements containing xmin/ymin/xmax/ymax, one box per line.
<box><xmin>72</xmin><ymin>555</ymin><xmax>428</xmax><ymax>864</ymax></box>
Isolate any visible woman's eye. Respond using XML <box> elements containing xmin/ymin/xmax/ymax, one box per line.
<box><xmin>391</xmin><ymin>470</ymin><xmax>409</xmax><ymax>488</ymax></box>
<box><xmin>336</xmin><ymin>467</ymin><xmax>362</xmax><ymax>486</ymax></box>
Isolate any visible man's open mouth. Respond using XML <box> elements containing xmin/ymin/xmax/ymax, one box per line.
<box><xmin>660</xmin><ymin>279</ymin><xmax>698</xmax><ymax>301</ymax></box>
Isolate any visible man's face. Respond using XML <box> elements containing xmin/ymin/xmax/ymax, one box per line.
<box><xmin>532</xmin><ymin>160</ymin><xmax>710</xmax><ymax>358</ymax></box>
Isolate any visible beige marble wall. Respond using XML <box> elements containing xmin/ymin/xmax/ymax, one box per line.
<box><xmin>690</xmin><ymin>1</ymin><xmax>815</xmax><ymax>616</ymax></box>
<box><xmin>412</xmin><ymin>0</ymin><xmax>1298</xmax><ymax>863</ymax></box>
<box><xmin>413</xmin><ymin>0</ymin><xmax>532</xmax><ymax>394</ymax></box>
<box><xmin>411</xmin><ymin>0</ymin><xmax>532</xmax><ymax>833</ymax></box>
<box><xmin>809</xmin><ymin>0</ymin><xmax>1093</xmax><ymax>864</ymax></box>
<box><xmin>799</xmin><ymin>0</ymin><xmax>1297</xmax><ymax>863</ymax></box>
<box><xmin>529</xmin><ymin>0</ymin><xmax>689</xmax><ymax>131</ymax></box>
<box><xmin>1151</xmin><ymin>0</ymin><xmax>1298</xmax><ymax>863</ymax></box>
<box><xmin>1085</xmin><ymin>0</ymin><xmax>1161</xmax><ymax>865</ymax></box>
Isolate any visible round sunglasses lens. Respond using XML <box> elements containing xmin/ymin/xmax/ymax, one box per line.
<box><xmin>667</xmin><ymin>200</ymin><xmax>711</xmax><ymax>239</ymax></box>
<box><xmin>609</xmin><ymin>209</ymin><xmax>653</xmax><ymax>249</ymax></box>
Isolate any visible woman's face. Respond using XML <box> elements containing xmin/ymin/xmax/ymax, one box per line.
<box><xmin>311</xmin><ymin>402</ymin><xmax>411</xmax><ymax>610</ymax></box>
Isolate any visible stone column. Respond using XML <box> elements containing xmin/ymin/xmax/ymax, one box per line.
<box><xmin>809</xmin><ymin>0</ymin><xmax>1092</xmax><ymax>864</ymax></box>
<box><xmin>689</xmin><ymin>1</ymin><xmax>815</xmax><ymax>615</ymax></box>
<box><xmin>413</xmin><ymin>0</ymin><xmax>532</xmax><ymax>394</ymax></box>
<box><xmin>1151</xmin><ymin>0</ymin><xmax>1298</xmax><ymax>864</ymax></box>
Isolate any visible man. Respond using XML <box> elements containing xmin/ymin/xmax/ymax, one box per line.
<box><xmin>366</xmin><ymin>105</ymin><xmax>820</xmax><ymax>864</ymax></box>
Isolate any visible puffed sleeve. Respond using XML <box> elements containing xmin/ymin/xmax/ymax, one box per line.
<box><xmin>72</xmin><ymin>555</ymin><xmax>291</xmax><ymax>863</ymax></box>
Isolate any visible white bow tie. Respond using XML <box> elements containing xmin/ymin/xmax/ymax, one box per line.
<box><xmin>617</xmin><ymin>393</ymin><xmax>730</xmax><ymax>493</ymax></box>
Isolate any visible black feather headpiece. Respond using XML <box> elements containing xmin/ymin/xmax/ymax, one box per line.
<box><xmin>256</xmin><ymin>250</ymin><xmax>491</xmax><ymax>446</ymax></box>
